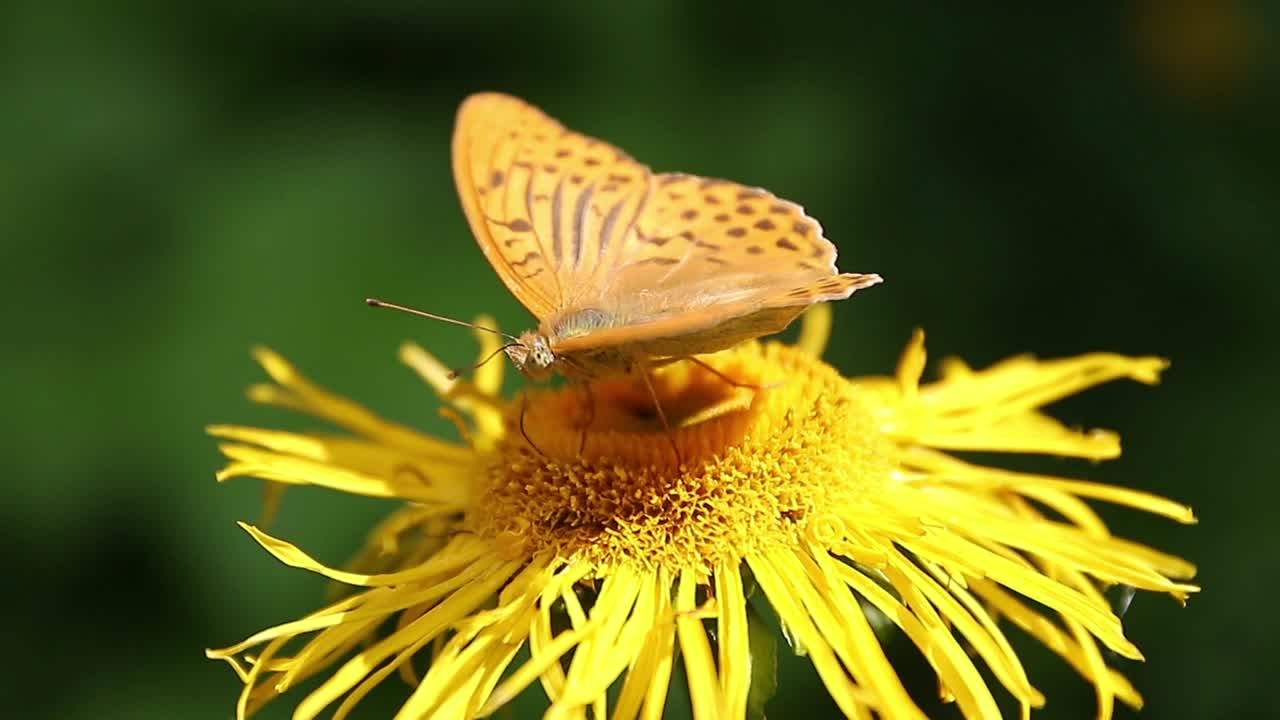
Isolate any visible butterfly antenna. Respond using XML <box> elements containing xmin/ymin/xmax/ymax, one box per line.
<box><xmin>446</xmin><ymin>343</ymin><xmax>520</xmax><ymax>380</ymax></box>
<box><xmin>365</xmin><ymin>298</ymin><xmax>520</xmax><ymax>341</ymax></box>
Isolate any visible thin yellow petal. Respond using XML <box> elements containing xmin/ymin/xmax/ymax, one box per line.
<box><xmin>833</xmin><ymin>557</ymin><xmax>1042</xmax><ymax>720</ymax></box>
<box><xmin>789</xmin><ymin>547</ymin><xmax>927</xmax><ymax>720</ymax></box>
<box><xmin>914</xmin><ymin>557</ymin><xmax>1044</xmax><ymax>708</ymax></box>
<box><xmin>1069</xmin><ymin>614</ymin><xmax>1114</xmax><ymax>720</ymax></box>
<box><xmin>929</xmin><ymin>624</ymin><xmax>1002</xmax><ymax>720</ymax></box>
<box><xmin>896</xmin><ymin>328</ymin><xmax>927</xmax><ymax>399</ymax></box>
<box><xmin>414</xmin><ymin>670</ymin><xmax>490</xmax><ymax>720</ymax></box>
<box><xmin>715</xmin><ymin>563</ymin><xmax>751</xmax><ymax>719</ymax></box>
<box><xmin>209</xmin><ymin>554</ymin><xmax>496</xmax><ymax>661</ymax></box>
<box><xmin>873</xmin><ymin>346</ymin><xmax>1171</xmax><ymax>459</ymax></box>
<box><xmin>482</xmin><ymin>563</ymin><xmax>596</xmax><ymax>715</ymax></box>
<box><xmin>407</xmin><ymin>608</ymin><xmax>532</xmax><ymax>720</ymax></box>
<box><xmin>748</xmin><ymin>552</ymin><xmax>874</xmax><ymax>719</ymax></box>
<box><xmin>210</xmin><ymin>426</ymin><xmax>475</xmax><ymax>510</ymax></box>
<box><xmin>676</xmin><ymin>569</ymin><xmax>719</xmax><ymax>720</ymax></box>
<box><xmin>912</xmin><ymin>420</ymin><xmax>1124</xmax><ymax>460</ymax></box>
<box><xmin>404</xmin><ymin>559</ymin><xmax>558</xmax><ymax>718</ymax></box>
<box><xmin>332</xmin><ymin>629</ymin><xmax>437</xmax><ymax>720</ymax></box>
<box><xmin>236</xmin><ymin>634</ymin><xmax>291</xmax><ymax>720</ymax></box>
<box><xmin>913</xmin><ymin>488</ymin><xmax>1198</xmax><ymax>597</ymax></box>
<box><xmin>207</xmin><ymin>424</ymin><xmax>331</xmax><ymax>460</ymax></box>
<box><xmin>484</xmin><ymin>622</ymin><xmax>596</xmax><ymax>717</ymax></box>
<box><xmin>293</xmin><ymin>559</ymin><xmax>522</xmax><ymax>720</ymax></box>
<box><xmin>277</xmin><ymin>618</ymin><xmax>382</xmax><ymax>693</ymax></box>
<box><xmin>250</xmin><ymin>346</ymin><xmax>474</xmax><ymax>458</ymax></box>
<box><xmin>399</xmin><ymin>341</ymin><xmax>506</xmax><ymax>443</ymax></box>
<box><xmin>237</xmin><ymin>523</ymin><xmax>489</xmax><ymax>587</ymax></box>
<box><xmin>970</xmin><ymin>578</ymin><xmax>1144</xmax><ymax>709</ymax></box>
<box><xmin>605</xmin><ymin>577</ymin><xmax>661</xmax><ymax>672</ymax></box>
<box><xmin>206</xmin><ymin>594</ymin><xmax>363</xmax><ymax>660</ymax></box>
<box><xmin>558</xmin><ymin>566</ymin><xmax>644</xmax><ymax>712</ymax></box>
<box><xmin>907</xmin><ymin>533</ymin><xmax>1142</xmax><ymax>660</ymax></box>
<box><xmin>530</xmin><ymin>589</ymin><xmax>569</xmax><ymax>702</ymax></box>
<box><xmin>466</xmin><ymin>640</ymin><xmax>527</xmax><ymax>719</ymax></box>
<box><xmin>215</xmin><ymin>444</ymin><xmax>446</xmax><ymax>503</ymax></box>
<box><xmin>614</xmin><ymin>570</ymin><xmax>676</xmax><ymax>720</ymax></box>
<box><xmin>468</xmin><ymin>314</ymin><xmax>506</xmax><ymax>396</ymax></box>
<box><xmin>905</xmin><ymin>446</ymin><xmax>1197</xmax><ymax>524</ymax></box>
<box><xmin>796</xmin><ymin>303</ymin><xmax>832</xmax><ymax>358</ymax></box>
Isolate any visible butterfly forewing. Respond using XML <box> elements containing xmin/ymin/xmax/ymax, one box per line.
<box><xmin>452</xmin><ymin>93</ymin><xmax>652</xmax><ymax>319</ymax></box>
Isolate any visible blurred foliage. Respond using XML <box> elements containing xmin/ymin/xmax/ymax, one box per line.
<box><xmin>1</xmin><ymin>1</ymin><xmax>1275</xmax><ymax>718</ymax></box>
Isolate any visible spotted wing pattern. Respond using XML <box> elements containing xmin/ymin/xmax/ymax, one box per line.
<box><xmin>452</xmin><ymin>92</ymin><xmax>881</xmax><ymax>358</ymax></box>
<box><xmin>551</xmin><ymin>172</ymin><xmax>880</xmax><ymax>354</ymax></box>
<box><xmin>452</xmin><ymin>93</ymin><xmax>652</xmax><ymax>320</ymax></box>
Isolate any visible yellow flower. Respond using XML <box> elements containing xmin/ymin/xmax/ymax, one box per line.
<box><xmin>207</xmin><ymin>307</ymin><xmax>1197</xmax><ymax>720</ymax></box>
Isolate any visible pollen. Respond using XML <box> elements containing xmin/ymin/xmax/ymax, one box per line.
<box><xmin>471</xmin><ymin>342</ymin><xmax>894</xmax><ymax>574</ymax></box>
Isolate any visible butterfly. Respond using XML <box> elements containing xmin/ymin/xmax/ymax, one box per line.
<box><xmin>436</xmin><ymin>92</ymin><xmax>882</xmax><ymax>383</ymax></box>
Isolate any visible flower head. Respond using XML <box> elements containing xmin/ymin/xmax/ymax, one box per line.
<box><xmin>208</xmin><ymin>307</ymin><xmax>1196</xmax><ymax>719</ymax></box>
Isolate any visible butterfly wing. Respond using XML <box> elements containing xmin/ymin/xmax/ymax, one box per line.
<box><xmin>550</xmin><ymin>172</ymin><xmax>880</xmax><ymax>356</ymax></box>
<box><xmin>454</xmin><ymin>93</ymin><xmax>880</xmax><ymax>358</ymax></box>
<box><xmin>452</xmin><ymin>93</ymin><xmax>653</xmax><ymax>321</ymax></box>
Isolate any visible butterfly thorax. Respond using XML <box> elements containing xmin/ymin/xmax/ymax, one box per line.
<box><xmin>504</xmin><ymin>327</ymin><xmax>641</xmax><ymax>381</ymax></box>
<box><xmin>503</xmin><ymin>307</ymin><xmax>650</xmax><ymax>382</ymax></box>
<box><xmin>545</xmin><ymin>308</ymin><xmax>645</xmax><ymax>379</ymax></box>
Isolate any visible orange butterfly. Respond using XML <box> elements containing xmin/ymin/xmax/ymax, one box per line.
<box><xmin>431</xmin><ymin>92</ymin><xmax>882</xmax><ymax>381</ymax></box>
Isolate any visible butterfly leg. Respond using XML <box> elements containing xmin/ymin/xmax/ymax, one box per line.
<box><xmin>675</xmin><ymin>355</ymin><xmax>781</xmax><ymax>391</ymax></box>
<box><xmin>638</xmin><ymin>365</ymin><xmax>681</xmax><ymax>466</ymax></box>
<box><xmin>577</xmin><ymin>381</ymin><xmax>595</xmax><ymax>456</ymax></box>
<box><xmin>518</xmin><ymin>392</ymin><xmax>546</xmax><ymax>456</ymax></box>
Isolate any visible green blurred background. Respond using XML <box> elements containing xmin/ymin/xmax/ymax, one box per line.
<box><xmin>2</xmin><ymin>1</ymin><xmax>1274</xmax><ymax>718</ymax></box>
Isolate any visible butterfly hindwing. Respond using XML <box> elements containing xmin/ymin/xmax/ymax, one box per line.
<box><xmin>551</xmin><ymin>173</ymin><xmax>879</xmax><ymax>354</ymax></box>
<box><xmin>625</xmin><ymin>173</ymin><xmax>837</xmax><ymax>276</ymax></box>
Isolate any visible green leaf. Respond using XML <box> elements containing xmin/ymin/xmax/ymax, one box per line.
<box><xmin>746</xmin><ymin>600</ymin><xmax>780</xmax><ymax>720</ymax></box>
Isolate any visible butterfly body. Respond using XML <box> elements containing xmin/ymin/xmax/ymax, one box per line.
<box><xmin>454</xmin><ymin>92</ymin><xmax>883</xmax><ymax>383</ymax></box>
<box><xmin>504</xmin><ymin>302</ymin><xmax>816</xmax><ymax>382</ymax></box>
<box><xmin>501</xmin><ymin>328</ymin><xmax>638</xmax><ymax>382</ymax></box>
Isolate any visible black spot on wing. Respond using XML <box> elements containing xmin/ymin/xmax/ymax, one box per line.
<box><xmin>511</xmin><ymin>251</ymin><xmax>541</xmax><ymax>268</ymax></box>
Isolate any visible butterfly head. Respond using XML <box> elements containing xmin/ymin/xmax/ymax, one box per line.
<box><xmin>506</xmin><ymin>332</ymin><xmax>558</xmax><ymax>380</ymax></box>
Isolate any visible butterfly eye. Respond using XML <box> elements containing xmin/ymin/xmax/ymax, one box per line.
<box><xmin>532</xmin><ymin>338</ymin><xmax>555</xmax><ymax>367</ymax></box>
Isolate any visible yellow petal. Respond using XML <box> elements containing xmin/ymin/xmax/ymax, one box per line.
<box><xmin>215</xmin><ymin>444</ymin><xmax>448</xmax><ymax>503</ymax></box>
<box><xmin>468</xmin><ymin>313</ymin><xmax>506</xmax><ymax>396</ymax></box>
<box><xmin>896</xmin><ymin>328</ymin><xmax>927</xmax><ymax>399</ymax></box>
<box><xmin>907</xmin><ymin>532</ymin><xmax>1142</xmax><ymax>660</ymax></box>
<box><xmin>796</xmin><ymin>304</ymin><xmax>832</xmax><ymax>358</ymax></box>
<box><xmin>399</xmin><ymin>341</ymin><xmax>506</xmax><ymax>443</ymax></box>
<box><xmin>789</xmin><ymin>547</ymin><xmax>928</xmax><ymax>720</ymax></box>
<box><xmin>676</xmin><ymin>569</ymin><xmax>719</xmax><ymax>720</ymax></box>
<box><xmin>238</xmin><ymin>523</ymin><xmax>490</xmax><ymax>587</ymax></box>
<box><xmin>613</xmin><ymin>569</ymin><xmax>677</xmax><ymax>720</ymax></box>
<box><xmin>293</xmin><ymin>558</ymin><xmax>522</xmax><ymax>720</ymax></box>
<box><xmin>249</xmin><ymin>346</ymin><xmax>475</xmax><ymax>458</ymax></box>
<box><xmin>748</xmin><ymin>551</ymin><xmax>876</xmax><ymax>718</ymax></box>
<box><xmin>558</xmin><ymin>566</ymin><xmax>645</xmax><ymax>711</ymax></box>
<box><xmin>714</xmin><ymin>563</ymin><xmax>751</xmax><ymax>719</ymax></box>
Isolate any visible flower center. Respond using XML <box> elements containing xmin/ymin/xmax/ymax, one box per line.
<box><xmin>471</xmin><ymin>342</ymin><xmax>894</xmax><ymax>573</ymax></box>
